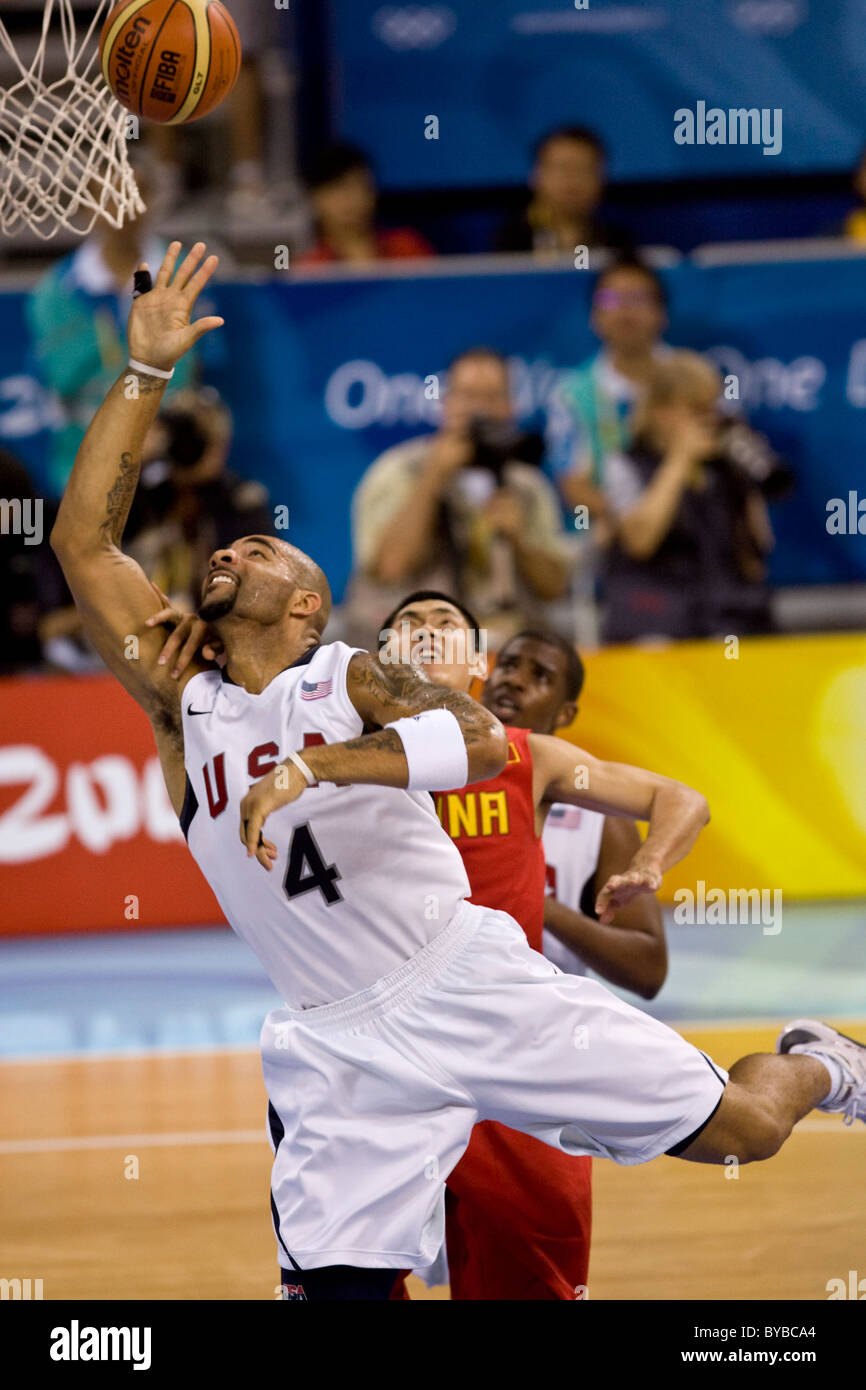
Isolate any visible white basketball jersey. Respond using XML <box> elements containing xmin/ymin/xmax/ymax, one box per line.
<box><xmin>181</xmin><ymin>641</ymin><xmax>470</xmax><ymax>1008</ymax></box>
<box><xmin>541</xmin><ymin>802</ymin><xmax>605</xmax><ymax>977</ymax></box>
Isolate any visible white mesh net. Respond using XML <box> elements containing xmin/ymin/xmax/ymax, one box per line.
<box><xmin>0</xmin><ymin>0</ymin><xmax>145</xmax><ymax>239</ymax></box>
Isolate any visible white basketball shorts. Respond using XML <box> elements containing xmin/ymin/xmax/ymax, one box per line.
<box><xmin>262</xmin><ymin>900</ymin><xmax>728</xmax><ymax>1271</ymax></box>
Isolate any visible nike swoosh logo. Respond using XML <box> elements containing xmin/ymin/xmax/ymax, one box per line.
<box><xmin>187</xmin><ymin>707</ymin><xmax>214</xmax><ymax>717</ymax></box>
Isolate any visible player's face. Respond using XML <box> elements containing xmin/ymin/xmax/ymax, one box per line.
<box><xmin>482</xmin><ymin>637</ymin><xmax>573</xmax><ymax>733</ymax></box>
<box><xmin>199</xmin><ymin>536</ymin><xmax>295</xmax><ymax>624</ymax></box>
<box><xmin>383</xmin><ymin>599</ymin><xmax>486</xmax><ymax>693</ymax></box>
<box><xmin>591</xmin><ymin>270</ymin><xmax>666</xmax><ymax>354</ymax></box>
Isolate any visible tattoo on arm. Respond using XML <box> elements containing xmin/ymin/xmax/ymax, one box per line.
<box><xmin>98</xmin><ymin>451</ymin><xmax>139</xmax><ymax>546</ymax></box>
<box><xmin>347</xmin><ymin>652</ymin><xmax>499</xmax><ymax>749</ymax></box>
<box><xmin>131</xmin><ymin>374</ymin><xmax>170</xmax><ymax>394</ymax></box>
<box><xmin>341</xmin><ymin>727</ymin><xmax>404</xmax><ymax>757</ymax></box>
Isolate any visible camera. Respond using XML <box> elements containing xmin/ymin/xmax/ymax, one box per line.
<box><xmin>467</xmin><ymin>416</ymin><xmax>545</xmax><ymax>481</ymax></box>
<box><xmin>159</xmin><ymin>406</ymin><xmax>211</xmax><ymax>471</ymax></box>
<box><xmin>715</xmin><ymin>419</ymin><xmax>794</xmax><ymax>500</ymax></box>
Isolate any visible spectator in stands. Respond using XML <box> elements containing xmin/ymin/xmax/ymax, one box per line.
<box><xmin>495</xmin><ymin>126</ymin><xmax>631</xmax><ymax>259</ymax></box>
<box><xmin>552</xmin><ymin>258</ymin><xmax>670</xmax><ymax>528</ymax></box>
<box><xmin>297</xmin><ymin>142</ymin><xmax>435</xmax><ymax>265</ymax></box>
<box><xmin>27</xmin><ymin>161</ymin><xmax>197</xmax><ymax>495</ymax></box>
<box><xmin>842</xmin><ymin>145</ymin><xmax>866</xmax><ymax>242</ymax></box>
<box><xmin>342</xmin><ymin>347</ymin><xmax>572</xmax><ymax>649</ymax></box>
<box><xmin>599</xmin><ymin>352</ymin><xmax>775</xmax><ymax>644</ymax></box>
<box><xmin>125</xmin><ymin>388</ymin><xmax>273</xmax><ymax>613</ymax></box>
<box><xmin>0</xmin><ymin>448</ymin><xmax>42</xmax><ymax>674</ymax></box>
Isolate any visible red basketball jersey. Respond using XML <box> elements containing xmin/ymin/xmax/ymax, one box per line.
<box><xmin>434</xmin><ymin>725</ymin><xmax>544</xmax><ymax>950</ymax></box>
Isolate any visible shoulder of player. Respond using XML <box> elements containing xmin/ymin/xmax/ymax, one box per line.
<box><xmin>526</xmin><ymin>730</ymin><xmax>562</xmax><ymax>775</ymax></box>
<box><xmin>161</xmin><ymin>666</ymin><xmax>220</xmax><ymax>719</ymax></box>
<box><xmin>528</xmin><ymin>731</ymin><xmax>595</xmax><ymax>800</ymax></box>
<box><xmin>171</xmin><ymin>668</ymin><xmax>221</xmax><ymax>717</ymax></box>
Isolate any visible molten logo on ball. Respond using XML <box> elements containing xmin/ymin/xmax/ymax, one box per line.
<box><xmin>112</xmin><ymin>16</ymin><xmax>151</xmax><ymax>107</ymax></box>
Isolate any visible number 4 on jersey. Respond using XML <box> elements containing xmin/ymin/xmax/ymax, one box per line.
<box><xmin>284</xmin><ymin>822</ymin><xmax>343</xmax><ymax>905</ymax></box>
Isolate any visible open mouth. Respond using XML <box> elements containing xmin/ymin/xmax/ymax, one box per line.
<box><xmin>414</xmin><ymin>641</ymin><xmax>444</xmax><ymax>664</ymax></box>
<box><xmin>205</xmin><ymin>572</ymin><xmax>238</xmax><ymax>593</ymax></box>
<box><xmin>492</xmin><ymin>693</ymin><xmax>520</xmax><ymax>716</ymax></box>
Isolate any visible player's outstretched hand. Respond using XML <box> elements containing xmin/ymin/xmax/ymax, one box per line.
<box><xmin>239</xmin><ymin>761</ymin><xmax>309</xmax><ymax>869</ymax></box>
<box><xmin>128</xmin><ymin>241</ymin><xmax>224</xmax><ymax>373</ymax></box>
<box><xmin>145</xmin><ymin>587</ymin><xmax>223</xmax><ymax>677</ymax></box>
<box><xmin>595</xmin><ymin>865</ymin><xmax>663</xmax><ymax>924</ymax></box>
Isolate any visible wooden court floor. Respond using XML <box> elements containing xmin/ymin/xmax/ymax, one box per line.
<box><xmin>1</xmin><ymin>1023</ymin><xmax>863</xmax><ymax>1301</ymax></box>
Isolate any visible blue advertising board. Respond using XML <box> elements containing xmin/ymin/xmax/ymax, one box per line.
<box><xmin>3</xmin><ymin>254</ymin><xmax>865</xmax><ymax>601</ymax></box>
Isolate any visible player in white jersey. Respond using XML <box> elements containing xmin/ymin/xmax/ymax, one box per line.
<box><xmin>541</xmin><ymin>805</ymin><xmax>604</xmax><ymax>976</ymax></box>
<box><xmin>51</xmin><ymin>242</ymin><xmax>866</xmax><ymax>1300</ymax></box>
<box><xmin>481</xmin><ymin>629</ymin><xmax>668</xmax><ymax>999</ymax></box>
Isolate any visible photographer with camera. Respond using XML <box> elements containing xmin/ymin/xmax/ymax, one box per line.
<box><xmin>600</xmin><ymin>351</ymin><xmax>792</xmax><ymax>644</ymax></box>
<box><xmin>343</xmin><ymin>347</ymin><xmax>571</xmax><ymax>649</ymax></box>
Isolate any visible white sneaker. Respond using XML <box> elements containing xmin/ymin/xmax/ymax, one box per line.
<box><xmin>776</xmin><ymin>1018</ymin><xmax>866</xmax><ymax>1126</ymax></box>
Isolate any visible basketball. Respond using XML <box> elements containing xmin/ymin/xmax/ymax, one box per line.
<box><xmin>99</xmin><ymin>0</ymin><xmax>241</xmax><ymax>125</ymax></box>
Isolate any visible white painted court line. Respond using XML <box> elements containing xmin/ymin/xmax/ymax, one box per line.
<box><xmin>0</xmin><ymin>1130</ymin><xmax>266</xmax><ymax>1155</ymax></box>
<box><xmin>0</xmin><ymin>1043</ymin><xmax>261</xmax><ymax>1066</ymax></box>
<box><xmin>0</xmin><ymin>1118</ymin><xmax>857</xmax><ymax>1156</ymax></box>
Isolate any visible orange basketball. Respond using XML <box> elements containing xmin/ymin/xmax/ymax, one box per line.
<box><xmin>99</xmin><ymin>0</ymin><xmax>241</xmax><ymax>125</ymax></box>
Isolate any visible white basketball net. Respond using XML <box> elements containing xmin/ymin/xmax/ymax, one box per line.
<box><xmin>0</xmin><ymin>0</ymin><xmax>145</xmax><ymax>238</ymax></box>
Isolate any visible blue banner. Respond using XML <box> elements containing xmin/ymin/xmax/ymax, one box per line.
<box><xmin>331</xmin><ymin>0</ymin><xmax>866</xmax><ymax>186</ymax></box>
<box><xmin>3</xmin><ymin>254</ymin><xmax>866</xmax><ymax>600</ymax></box>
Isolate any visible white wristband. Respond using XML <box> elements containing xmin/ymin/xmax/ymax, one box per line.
<box><xmin>127</xmin><ymin>357</ymin><xmax>175</xmax><ymax>380</ymax></box>
<box><xmin>286</xmin><ymin>750</ymin><xmax>318</xmax><ymax>787</ymax></box>
<box><xmin>385</xmin><ymin>708</ymin><xmax>469</xmax><ymax>791</ymax></box>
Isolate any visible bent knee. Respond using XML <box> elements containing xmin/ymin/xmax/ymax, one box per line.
<box><xmin>678</xmin><ymin>1085</ymin><xmax>788</xmax><ymax>1164</ymax></box>
<box><xmin>736</xmin><ymin>1110</ymin><xmax>788</xmax><ymax>1163</ymax></box>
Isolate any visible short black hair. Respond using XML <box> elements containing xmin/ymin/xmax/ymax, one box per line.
<box><xmin>498</xmin><ymin>629</ymin><xmax>585</xmax><ymax>703</ymax></box>
<box><xmin>303</xmin><ymin>140</ymin><xmax>373</xmax><ymax>191</ymax></box>
<box><xmin>532</xmin><ymin>124</ymin><xmax>607</xmax><ymax>167</ymax></box>
<box><xmin>595</xmin><ymin>255</ymin><xmax>668</xmax><ymax>311</ymax></box>
<box><xmin>379</xmin><ymin>590</ymin><xmax>482</xmax><ymax>647</ymax></box>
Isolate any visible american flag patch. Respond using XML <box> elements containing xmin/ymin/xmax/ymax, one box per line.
<box><xmin>550</xmin><ymin>805</ymin><xmax>583</xmax><ymax>829</ymax></box>
<box><xmin>300</xmin><ymin>678</ymin><xmax>332</xmax><ymax>701</ymax></box>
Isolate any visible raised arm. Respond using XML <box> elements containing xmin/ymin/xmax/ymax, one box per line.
<box><xmin>50</xmin><ymin>242</ymin><xmax>224</xmax><ymax>810</ymax></box>
<box><xmin>530</xmin><ymin>732</ymin><xmax>709</xmax><ymax>923</ymax></box>
<box><xmin>50</xmin><ymin>242</ymin><xmax>222</xmax><ymax>700</ymax></box>
<box><xmin>239</xmin><ymin>651</ymin><xmax>508</xmax><ymax>867</ymax></box>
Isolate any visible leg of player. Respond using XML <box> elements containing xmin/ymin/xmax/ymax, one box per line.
<box><xmin>674</xmin><ymin>1021</ymin><xmax>866</xmax><ymax>1163</ymax></box>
